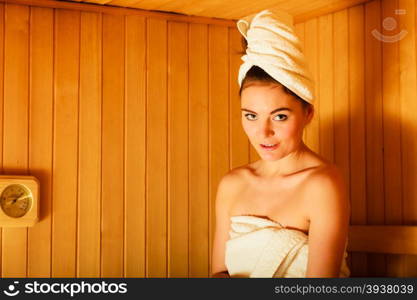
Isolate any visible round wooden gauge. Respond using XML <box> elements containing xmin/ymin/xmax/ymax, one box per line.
<box><xmin>0</xmin><ymin>175</ymin><xmax>39</xmax><ymax>227</ymax></box>
<box><xmin>0</xmin><ymin>183</ymin><xmax>33</xmax><ymax>218</ymax></box>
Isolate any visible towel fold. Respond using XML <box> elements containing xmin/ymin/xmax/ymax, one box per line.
<box><xmin>225</xmin><ymin>215</ymin><xmax>351</xmax><ymax>278</ymax></box>
<box><xmin>237</xmin><ymin>9</ymin><xmax>315</xmax><ymax>105</ymax></box>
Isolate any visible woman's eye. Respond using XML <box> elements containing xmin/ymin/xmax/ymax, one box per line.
<box><xmin>274</xmin><ymin>114</ymin><xmax>288</xmax><ymax>121</ymax></box>
<box><xmin>244</xmin><ymin>113</ymin><xmax>257</xmax><ymax>121</ymax></box>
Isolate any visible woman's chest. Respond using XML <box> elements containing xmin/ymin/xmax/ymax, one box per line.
<box><xmin>229</xmin><ymin>173</ymin><xmax>311</xmax><ymax>232</ymax></box>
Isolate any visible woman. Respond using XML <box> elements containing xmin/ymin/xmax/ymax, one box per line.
<box><xmin>211</xmin><ymin>9</ymin><xmax>351</xmax><ymax>278</ymax></box>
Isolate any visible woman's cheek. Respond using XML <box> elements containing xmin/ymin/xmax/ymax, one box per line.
<box><xmin>279</xmin><ymin>121</ymin><xmax>299</xmax><ymax>139</ymax></box>
<box><xmin>241</xmin><ymin>121</ymin><xmax>255</xmax><ymax>138</ymax></box>
<box><xmin>242</xmin><ymin>123</ymin><xmax>261</xmax><ymax>147</ymax></box>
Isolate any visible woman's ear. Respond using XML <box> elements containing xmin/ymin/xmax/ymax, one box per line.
<box><xmin>304</xmin><ymin>105</ymin><xmax>314</xmax><ymax>126</ymax></box>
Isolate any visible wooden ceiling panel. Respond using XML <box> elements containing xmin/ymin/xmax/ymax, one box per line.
<box><xmin>65</xmin><ymin>0</ymin><xmax>372</xmax><ymax>22</ymax></box>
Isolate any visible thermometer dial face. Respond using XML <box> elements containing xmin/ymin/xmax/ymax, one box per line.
<box><xmin>0</xmin><ymin>184</ymin><xmax>32</xmax><ymax>218</ymax></box>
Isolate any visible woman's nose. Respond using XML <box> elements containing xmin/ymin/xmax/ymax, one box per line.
<box><xmin>259</xmin><ymin>120</ymin><xmax>275</xmax><ymax>137</ymax></box>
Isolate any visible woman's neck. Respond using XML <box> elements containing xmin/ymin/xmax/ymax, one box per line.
<box><xmin>256</xmin><ymin>142</ymin><xmax>311</xmax><ymax>178</ymax></box>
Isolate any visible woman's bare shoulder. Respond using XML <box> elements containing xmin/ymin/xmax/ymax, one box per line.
<box><xmin>219</xmin><ymin>164</ymin><xmax>252</xmax><ymax>190</ymax></box>
<box><xmin>215</xmin><ymin>166</ymin><xmax>249</xmax><ymax>213</ymax></box>
<box><xmin>306</xmin><ymin>162</ymin><xmax>345</xmax><ymax>186</ymax></box>
<box><xmin>217</xmin><ymin>163</ymin><xmax>256</xmax><ymax>201</ymax></box>
<box><xmin>301</xmin><ymin>162</ymin><xmax>349</xmax><ymax>212</ymax></box>
<box><xmin>300</xmin><ymin>147</ymin><xmax>344</xmax><ymax>182</ymax></box>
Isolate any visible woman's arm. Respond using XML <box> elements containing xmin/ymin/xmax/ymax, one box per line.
<box><xmin>304</xmin><ymin>166</ymin><xmax>350</xmax><ymax>277</ymax></box>
<box><xmin>211</xmin><ymin>173</ymin><xmax>237</xmax><ymax>278</ymax></box>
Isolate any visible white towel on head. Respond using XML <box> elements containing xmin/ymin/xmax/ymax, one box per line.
<box><xmin>237</xmin><ymin>9</ymin><xmax>315</xmax><ymax>105</ymax></box>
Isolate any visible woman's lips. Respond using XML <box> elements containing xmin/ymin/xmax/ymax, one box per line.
<box><xmin>260</xmin><ymin>143</ymin><xmax>279</xmax><ymax>151</ymax></box>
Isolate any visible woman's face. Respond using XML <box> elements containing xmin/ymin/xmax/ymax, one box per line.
<box><xmin>240</xmin><ymin>82</ymin><xmax>312</xmax><ymax>161</ymax></box>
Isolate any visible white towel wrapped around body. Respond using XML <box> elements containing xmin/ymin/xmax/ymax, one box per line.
<box><xmin>225</xmin><ymin>215</ymin><xmax>351</xmax><ymax>278</ymax></box>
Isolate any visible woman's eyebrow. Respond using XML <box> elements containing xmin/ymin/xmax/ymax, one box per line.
<box><xmin>241</xmin><ymin>107</ymin><xmax>292</xmax><ymax>114</ymax></box>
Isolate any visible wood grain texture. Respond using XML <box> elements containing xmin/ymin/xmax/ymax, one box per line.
<box><xmin>381</xmin><ymin>0</ymin><xmax>404</xmax><ymax>277</ymax></box>
<box><xmin>229</xmin><ymin>28</ymin><xmax>249</xmax><ymax>170</ymax></box>
<box><xmin>295</xmin><ymin>23</ymin><xmax>306</xmax><ymax>143</ymax></box>
<box><xmin>0</xmin><ymin>0</ymin><xmax>236</xmax><ymax>26</ymax></box>
<box><xmin>208</xmin><ymin>24</ymin><xmax>229</xmax><ymax>274</ymax></box>
<box><xmin>332</xmin><ymin>8</ymin><xmax>353</xmax><ymax>272</ymax></box>
<box><xmin>146</xmin><ymin>17</ymin><xmax>168</xmax><ymax>277</ymax></box>
<box><xmin>2</xmin><ymin>3</ymin><xmax>29</xmax><ymax>277</ymax></box>
<box><xmin>28</xmin><ymin>6</ymin><xmax>53</xmax><ymax>277</ymax></box>
<box><xmin>365</xmin><ymin>0</ymin><xmax>386</xmax><ymax>277</ymax></box>
<box><xmin>63</xmin><ymin>0</ymin><xmax>373</xmax><ymax>22</ymax></box>
<box><xmin>167</xmin><ymin>21</ymin><xmax>189</xmax><ymax>277</ymax></box>
<box><xmin>52</xmin><ymin>8</ymin><xmax>80</xmax><ymax>277</ymax></box>
<box><xmin>318</xmin><ymin>13</ymin><xmax>334</xmax><ymax>162</ymax></box>
<box><xmin>348</xmin><ymin>4</ymin><xmax>368</xmax><ymax>277</ymax></box>
<box><xmin>101</xmin><ymin>13</ymin><xmax>125</xmax><ymax>277</ymax></box>
<box><xmin>348</xmin><ymin>225</ymin><xmax>417</xmax><ymax>255</ymax></box>
<box><xmin>0</xmin><ymin>0</ymin><xmax>416</xmax><ymax>278</ymax></box>
<box><xmin>304</xmin><ymin>18</ymin><xmax>320</xmax><ymax>153</ymax></box>
<box><xmin>78</xmin><ymin>11</ymin><xmax>101</xmax><ymax>277</ymax></box>
<box><xmin>333</xmin><ymin>9</ymin><xmax>350</xmax><ymax>204</ymax></box>
<box><xmin>188</xmin><ymin>23</ymin><xmax>209</xmax><ymax>277</ymax></box>
<box><xmin>0</xmin><ymin>3</ymin><xmax>4</xmax><ymax>274</ymax></box>
<box><xmin>399</xmin><ymin>0</ymin><xmax>417</xmax><ymax>278</ymax></box>
<box><xmin>124</xmin><ymin>14</ymin><xmax>146</xmax><ymax>278</ymax></box>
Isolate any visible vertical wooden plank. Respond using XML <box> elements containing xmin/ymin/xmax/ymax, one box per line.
<box><xmin>381</xmin><ymin>0</ymin><xmax>404</xmax><ymax>277</ymax></box>
<box><xmin>188</xmin><ymin>23</ymin><xmax>209</xmax><ymax>277</ymax></box>
<box><xmin>77</xmin><ymin>11</ymin><xmax>101</xmax><ymax>277</ymax></box>
<box><xmin>365</xmin><ymin>0</ymin><xmax>386</xmax><ymax>276</ymax></box>
<box><xmin>348</xmin><ymin>4</ymin><xmax>368</xmax><ymax>277</ymax></box>
<box><xmin>333</xmin><ymin>9</ymin><xmax>350</xmax><ymax>228</ymax></box>
<box><xmin>146</xmin><ymin>17</ymin><xmax>167</xmax><ymax>277</ymax></box>
<box><xmin>238</xmin><ymin>24</ymin><xmax>259</xmax><ymax>164</ymax></box>
<box><xmin>333</xmin><ymin>9</ymin><xmax>352</xmax><ymax>272</ymax></box>
<box><xmin>208</xmin><ymin>25</ymin><xmax>229</xmax><ymax>274</ymax></box>
<box><xmin>295</xmin><ymin>22</ymin><xmax>305</xmax><ymax>53</ymax></box>
<box><xmin>237</xmin><ymin>25</ymin><xmax>258</xmax><ymax>164</ymax></box>
<box><xmin>52</xmin><ymin>8</ymin><xmax>80</xmax><ymax>277</ymax></box>
<box><xmin>399</xmin><ymin>0</ymin><xmax>417</xmax><ymax>277</ymax></box>
<box><xmin>2</xmin><ymin>3</ymin><xmax>29</xmax><ymax>277</ymax></box>
<box><xmin>318</xmin><ymin>13</ymin><xmax>334</xmax><ymax>162</ymax></box>
<box><xmin>102</xmin><ymin>13</ymin><xmax>124</xmax><ymax>277</ymax></box>
<box><xmin>28</xmin><ymin>6</ymin><xmax>53</xmax><ymax>278</ymax></box>
<box><xmin>294</xmin><ymin>23</ymin><xmax>307</xmax><ymax>143</ymax></box>
<box><xmin>0</xmin><ymin>2</ymin><xmax>5</xmax><ymax>274</ymax></box>
<box><xmin>167</xmin><ymin>21</ymin><xmax>189</xmax><ymax>277</ymax></box>
<box><xmin>124</xmin><ymin>14</ymin><xmax>146</xmax><ymax>278</ymax></box>
<box><xmin>234</xmin><ymin>24</ymin><xmax>261</xmax><ymax>164</ymax></box>
<box><xmin>304</xmin><ymin>18</ymin><xmax>320</xmax><ymax>153</ymax></box>
<box><xmin>229</xmin><ymin>28</ymin><xmax>249</xmax><ymax>170</ymax></box>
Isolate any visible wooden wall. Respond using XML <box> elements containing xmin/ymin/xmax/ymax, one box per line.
<box><xmin>294</xmin><ymin>0</ymin><xmax>417</xmax><ymax>277</ymax></box>
<box><xmin>0</xmin><ymin>0</ymin><xmax>416</xmax><ymax>278</ymax></box>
